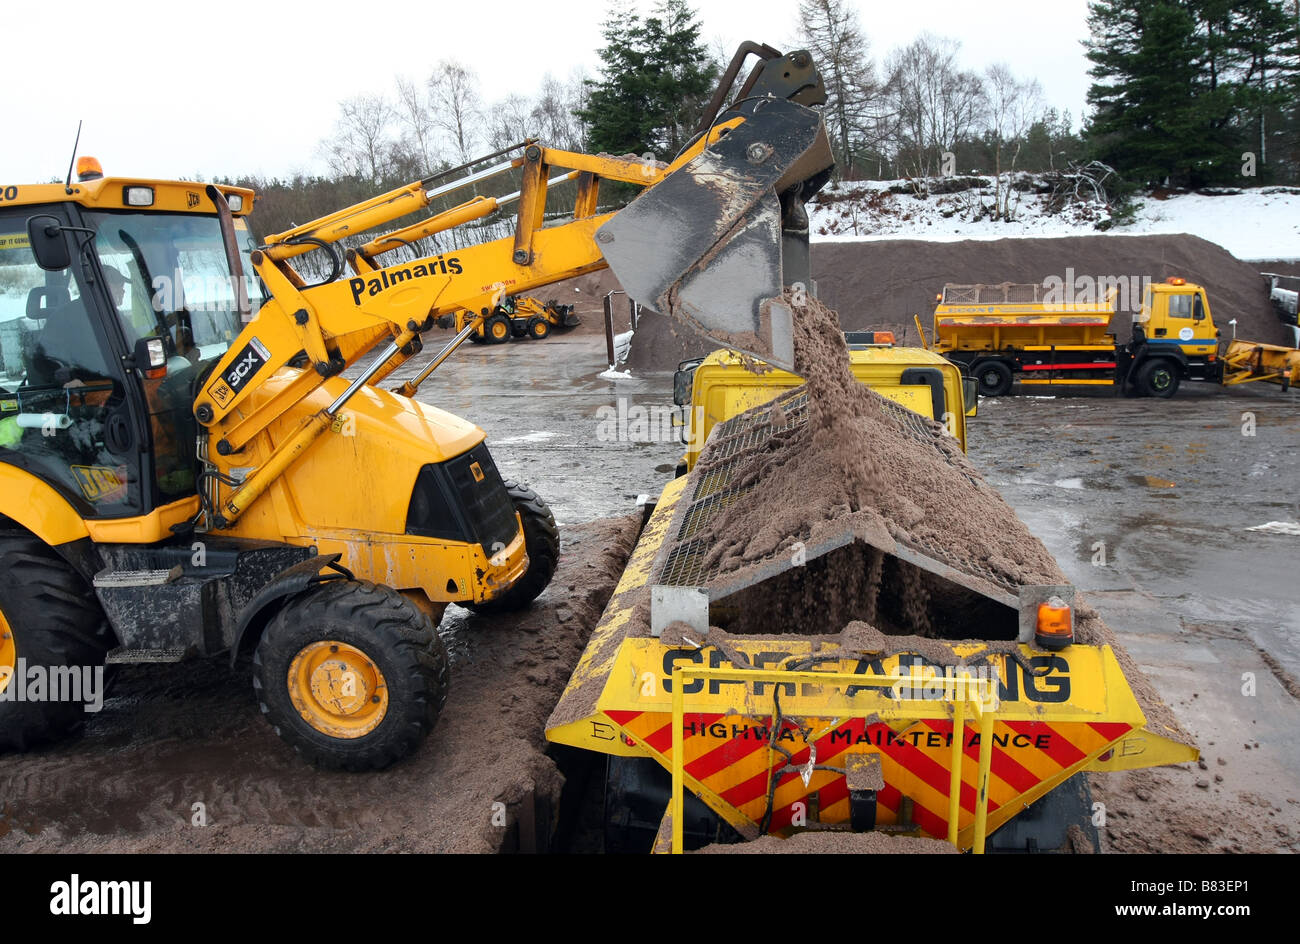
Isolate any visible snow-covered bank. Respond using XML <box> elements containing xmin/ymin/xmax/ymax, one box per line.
<box><xmin>808</xmin><ymin>178</ymin><xmax>1300</xmax><ymax>263</ymax></box>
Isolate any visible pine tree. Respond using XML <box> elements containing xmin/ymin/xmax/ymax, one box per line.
<box><xmin>578</xmin><ymin>1</ymin><xmax>652</xmax><ymax>157</ymax></box>
<box><xmin>1085</xmin><ymin>0</ymin><xmax>1300</xmax><ymax>187</ymax></box>
<box><xmin>1273</xmin><ymin>0</ymin><xmax>1300</xmax><ymax>180</ymax></box>
<box><xmin>1085</xmin><ymin>0</ymin><xmax>1228</xmax><ymax>187</ymax></box>
<box><xmin>1226</xmin><ymin>0</ymin><xmax>1300</xmax><ymax>180</ymax></box>
<box><xmin>641</xmin><ymin>0</ymin><xmax>717</xmax><ymax>156</ymax></box>
<box><xmin>577</xmin><ymin>0</ymin><xmax>715</xmax><ymax>160</ymax></box>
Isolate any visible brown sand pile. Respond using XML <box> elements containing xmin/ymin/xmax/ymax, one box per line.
<box><xmin>626</xmin><ymin>235</ymin><xmax>1289</xmax><ymax>370</ymax></box>
<box><xmin>1090</xmin><ymin>767</ymin><xmax>1300</xmax><ymax>854</ymax></box>
<box><xmin>540</xmin><ymin>269</ymin><xmax>632</xmax><ymax>339</ymax></box>
<box><xmin>694</xmin><ymin>830</ymin><xmax>957</xmax><ymax>854</ymax></box>
<box><xmin>690</xmin><ymin>293</ymin><xmax>1065</xmax><ymax>599</ymax></box>
<box><xmin>1259</xmin><ymin>260</ymin><xmax>1300</xmax><ymax>279</ymax></box>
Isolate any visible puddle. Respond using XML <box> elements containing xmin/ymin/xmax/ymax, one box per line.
<box><xmin>493</xmin><ymin>431</ymin><xmax>558</xmax><ymax>446</ymax></box>
<box><xmin>1129</xmin><ymin>475</ymin><xmax>1177</xmax><ymax>488</ymax></box>
<box><xmin>1053</xmin><ymin>477</ymin><xmax>1085</xmax><ymax>490</ymax></box>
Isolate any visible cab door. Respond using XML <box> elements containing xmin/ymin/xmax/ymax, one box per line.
<box><xmin>0</xmin><ymin>206</ymin><xmax>150</xmax><ymax>520</ymax></box>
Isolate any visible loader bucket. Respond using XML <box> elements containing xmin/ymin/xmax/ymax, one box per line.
<box><xmin>597</xmin><ymin>97</ymin><xmax>834</xmax><ymax>373</ymax></box>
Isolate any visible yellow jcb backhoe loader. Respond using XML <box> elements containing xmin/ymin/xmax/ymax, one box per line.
<box><xmin>440</xmin><ymin>295</ymin><xmax>579</xmax><ymax>344</ymax></box>
<box><xmin>0</xmin><ymin>43</ymin><xmax>833</xmax><ymax>768</ymax></box>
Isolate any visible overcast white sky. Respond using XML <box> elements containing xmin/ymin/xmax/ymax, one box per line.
<box><xmin>8</xmin><ymin>0</ymin><xmax>1092</xmax><ymax>183</ymax></box>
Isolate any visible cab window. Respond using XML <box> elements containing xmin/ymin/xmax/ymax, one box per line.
<box><xmin>0</xmin><ymin>214</ymin><xmax>142</xmax><ymax>516</ymax></box>
<box><xmin>86</xmin><ymin>211</ymin><xmax>259</xmax><ymax>502</ymax></box>
<box><xmin>1167</xmin><ymin>294</ymin><xmax>1194</xmax><ymax>318</ymax></box>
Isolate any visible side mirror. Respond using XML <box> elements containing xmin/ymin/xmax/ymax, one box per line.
<box><xmin>133</xmin><ymin>336</ymin><xmax>168</xmax><ymax>379</ymax></box>
<box><xmin>26</xmin><ymin>215</ymin><xmax>71</xmax><ymax>271</ymax></box>
<box><xmin>962</xmin><ymin>376</ymin><xmax>978</xmax><ymax>416</ymax></box>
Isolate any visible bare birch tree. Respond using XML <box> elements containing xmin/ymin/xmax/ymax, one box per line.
<box><xmin>885</xmin><ymin>34</ymin><xmax>986</xmax><ymax>187</ymax></box>
<box><xmin>428</xmin><ymin>59</ymin><xmax>483</xmax><ymax>164</ymax></box>
<box><xmin>798</xmin><ymin>0</ymin><xmax>882</xmax><ymax>178</ymax></box>
<box><xmin>320</xmin><ymin>93</ymin><xmax>397</xmax><ymax>185</ymax></box>
<box><xmin>985</xmin><ymin>63</ymin><xmax>1043</xmax><ymax>220</ymax></box>
<box><xmin>394</xmin><ymin>76</ymin><xmax>439</xmax><ymax>172</ymax></box>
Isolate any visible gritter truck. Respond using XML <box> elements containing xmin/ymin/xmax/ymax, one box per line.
<box><xmin>922</xmin><ymin>279</ymin><xmax>1299</xmax><ymax>398</ymax></box>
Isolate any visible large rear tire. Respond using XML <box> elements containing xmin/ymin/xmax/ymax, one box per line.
<box><xmin>485</xmin><ymin>314</ymin><xmax>512</xmax><ymax>345</ymax></box>
<box><xmin>1138</xmin><ymin>358</ymin><xmax>1180</xmax><ymax>398</ymax></box>
<box><xmin>253</xmin><ymin>580</ymin><xmax>449</xmax><ymax>770</ymax></box>
<box><xmin>0</xmin><ymin>534</ymin><xmax>114</xmax><ymax>751</ymax></box>
<box><xmin>467</xmin><ymin>481</ymin><xmax>558</xmax><ymax>614</ymax></box>
<box><xmin>974</xmin><ymin>360</ymin><xmax>1014</xmax><ymax>397</ymax></box>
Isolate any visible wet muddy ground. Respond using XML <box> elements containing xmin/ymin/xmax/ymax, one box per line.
<box><xmin>971</xmin><ymin>387</ymin><xmax>1300</xmax><ymax>852</ymax></box>
<box><xmin>2</xmin><ymin>323</ymin><xmax>1297</xmax><ymax>852</ymax></box>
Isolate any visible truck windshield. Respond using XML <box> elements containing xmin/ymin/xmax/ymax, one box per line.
<box><xmin>84</xmin><ymin>210</ymin><xmax>264</xmax><ymax>364</ymax></box>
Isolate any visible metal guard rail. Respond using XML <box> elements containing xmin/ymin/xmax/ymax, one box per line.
<box><xmin>668</xmin><ymin>665</ymin><xmax>1002</xmax><ymax>854</ymax></box>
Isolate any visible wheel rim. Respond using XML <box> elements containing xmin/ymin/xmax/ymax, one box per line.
<box><xmin>287</xmin><ymin>640</ymin><xmax>388</xmax><ymax>739</ymax></box>
<box><xmin>492</xmin><ymin>321</ymin><xmax>508</xmax><ymax>340</ymax></box>
<box><xmin>1152</xmin><ymin>369</ymin><xmax>1172</xmax><ymax>391</ymax></box>
<box><xmin>0</xmin><ymin>608</ymin><xmax>15</xmax><ymax>696</ymax></box>
<box><xmin>982</xmin><ymin>369</ymin><xmax>1002</xmax><ymax>389</ymax></box>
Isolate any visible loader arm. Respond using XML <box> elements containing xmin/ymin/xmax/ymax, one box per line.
<box><xmin>195</xmin><ymin>45</ymin><xmax>833</xmax><ymax>528</ymax></box>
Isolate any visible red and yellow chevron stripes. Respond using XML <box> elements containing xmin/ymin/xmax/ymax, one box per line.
<box><xmin>605</xmin><ymin>709</ymin><xmax>1132</xmax><ymax>844</ymax></box>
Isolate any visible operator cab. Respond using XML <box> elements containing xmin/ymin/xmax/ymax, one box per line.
<box><xmin>0</xmin><ymin>162</ymin><xmax>261</xmax><ymax>521</ymax></box>
<box><xmin>1131</xmin><ymin>278</ymin><xmax>1220</xmax><ymax>385</ymax></box>
<box><xmin>1136</xmin><ymin>278</ymin><xmax>1218</xmax><ymax>347</ymax></box>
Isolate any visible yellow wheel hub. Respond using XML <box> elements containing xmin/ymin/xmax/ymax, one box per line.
<box><xmin>0</xmin><ymin>609</ymin><xmax>15</xmax><ymax>697</ymax></box>
<box><xmin>491</xmin><ymin>321</ymin><xmax>508</xmax><ymax>339</ymax></box>
<box><xmin>287</xmin><ymin>641</ymin><xmax>388</xmax><ymax>739</ymax></box>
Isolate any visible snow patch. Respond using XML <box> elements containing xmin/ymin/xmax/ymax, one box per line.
<box><xmin>808</xmin><ymin>178</ymin><xmax>1300</xmax><ymax>262</ymax></box>
<box><xmin>614</xmin><ymin>330</ymin><xmax>634</xmax><ymax>364</ymax></box>
<box><xmin>1245</xmin><ymin>520</ymin><xmax>1300</xmax><ymax>536</ymax></box>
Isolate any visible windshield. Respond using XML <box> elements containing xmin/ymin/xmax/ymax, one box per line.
<box><xmin>84</xmin><ymin>210</ymin><xmax>265</xmax><ymax>364</ymax></box>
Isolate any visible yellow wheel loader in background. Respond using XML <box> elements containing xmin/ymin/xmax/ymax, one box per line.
<box><xmin>440</xmin><ymin>295</ymin><xmax>579</xmax><ymax>344</ymax></box>
<box><xmin>0</xmin><ymin>44</ymin><xmax>834</xmax><ymax>769</ymax></box>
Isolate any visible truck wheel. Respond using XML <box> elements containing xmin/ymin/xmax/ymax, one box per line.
<box><xmin>467</xmin><ymin>481</ymin><xmax>558</xmax><ymax>614</ymax></box>
<box><xmin>527</xmin><ymin>317</ymin><xmax>551</xmax><ymax>341</ymax></box>
<box><xmin>468</xmin><ymin>329</ymin><xmax>485</xmax><ymax>345</ymax></box>
<box><xmin>253</xmin><ymin>580</ymin><xmax>449</xmax><ymax>770</ymax></box>
<box><xmin>985</xmin><ymin>773</ymin><xmax>1100</xmax><ymax>853</ymax></box>
<box><xmin>485</xmin><ymin>314</ymin><xmax>512</xmax><ymax>344</ymax></box>
<box><xmin>1138</xmin><ymin>359</ymin><xmax>1180</xmax><ymax>398</ymax></box>
<box><xmin>975</xmin><ymin>360</ymin><xmax>1014</xmax><ymax>397</ymax></box>
<box><xmin>0</xmin><ymin>535</ymin><xmax>114</xmax><ymax>751</ymax></box>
